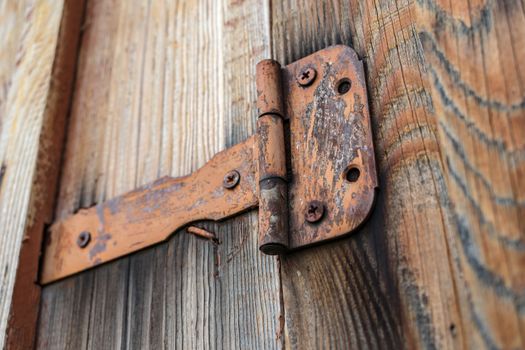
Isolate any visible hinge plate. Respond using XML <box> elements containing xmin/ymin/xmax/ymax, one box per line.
<box><xmin>284</xmin><ymin>45</ymin><xmax>377</xmax><ymax>249</ymax></box>
<box><xmin>41</xmin><ymin>45</ymin><xmax>377</xmax><ymax>284</ymax></box>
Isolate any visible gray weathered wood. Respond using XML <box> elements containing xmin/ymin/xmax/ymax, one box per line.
<box><xmin>0</xmin><ymin>1</ymin><xmax>78</xmax><ymax>348</ymax></box>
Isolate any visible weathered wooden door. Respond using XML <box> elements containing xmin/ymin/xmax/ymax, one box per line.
<box><xmin>1</xmin><ymin>0</ymin><xmax>524</xmax><ymax>349</ymax></box>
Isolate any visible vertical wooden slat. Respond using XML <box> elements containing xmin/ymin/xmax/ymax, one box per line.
<box><xmin>0</xmin><ymin>1</ymin><xmax>84</xmax><ymax>348</ymax></box>
<box><xmin>37</xmin><ymin>0</ymin><xmax>282</xmax><ymax>348</ymax></box>
<box><xmin>416</xmin><ymin>0</ymin><xmax>525</xmax><ymax>348</ymax></box>
<box><xmin>37</xmin><ymin>2</ymin><xmax>129</xmax><ymax>348</ymax></box>
<box><xmin>272</xmin><ymin>0</ymin><xmax>463</xmax><ymax>348</ymax></box>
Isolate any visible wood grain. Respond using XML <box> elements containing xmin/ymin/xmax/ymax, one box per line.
<box><xmin>5</xmin><ymin>1</ymin><xmax>86</xmax><ymax>348</ymax></box>
<box><xmin>272</xmin><ymin>0</ymin><xmax>464</xmax><ymax>348</ymax></box>
<box><xmin>0</xmin><ymin>1</ymin><xmax>84</xmax><ymax>348</ymax></box>
<box><xmin>37</xmin><ymin>0</ymin><xmax>282</xmax><ymax>348</ymax></box>
<box><xmin>416</xmin><ymin>0</ymin><xmax>525</xmax><ymax>348</ymax></box>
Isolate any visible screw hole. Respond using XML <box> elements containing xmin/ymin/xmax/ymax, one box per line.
<box><xmin>77</xmin><ymin>231</ymin><xmax>91</xmax><ymax>248</ymax></box>
<box><xmin>449</xmin><ymin>323</ymin><xmax>457</xmax><ymax>337</ymax></box>
<box><xmin>336</xmin><ymin>78</ymin><xmax>351</xmax><ymax>95</ymax></box>
<box><xmin>345</xmin><ymin>167</ymin><xmax>360</xmax><ymax>183</ymax></box>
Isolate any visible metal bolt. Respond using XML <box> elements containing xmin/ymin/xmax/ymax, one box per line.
<box><xmin>305</xmin><ymin>200</ymin><xmax>325</xmax><ymax>223</ymax></box>
<box><xmin>297</xmin><ymin>67</ymin><xmax>317</xmax><ymax>87</ymax></box>
<box><xmin>77</xmin><ymin>231</ymin><xmax>91</xmax><ymax>248</ymax></box>
<box><xmin>223</xmin><ymin>170</ymin><xmax>240</xmax><ymax>189</ymax></box>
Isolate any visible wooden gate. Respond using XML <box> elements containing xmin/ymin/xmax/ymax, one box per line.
<box><xmin>1</xmin><ymin>0</ymin><xmax>524</xmax><ymax>349</ymax></box>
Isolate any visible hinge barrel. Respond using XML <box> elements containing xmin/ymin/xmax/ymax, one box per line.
<box><xmin>256</xmin><ymin>60</ymin><xmax>289</xmax><ymax>255</ymax></box>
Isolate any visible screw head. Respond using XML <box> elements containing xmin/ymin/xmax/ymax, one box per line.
<box><xmin>297</xmin><ymin>67</ymin><xmax>317</xmax><ymax>87</ymax></box>
<box><xmin>223</xmin><ymin>170</ymin><xmax>240</xmax><ymax>189</ymax></box>
<box><xmin>305</xmin><ymin>200</ymin><xmax>325</xmax><ymax>223</ymax></box>
<box><xmin>77</xmin><ymin>231</ymin><xmax>91</xmax><ymax>248</ymax></box>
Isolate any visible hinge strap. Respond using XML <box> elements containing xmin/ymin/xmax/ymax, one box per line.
<box><xmin>40</xmin><ymin>137</ymin><xmax>258</xmax><ymax>284</ymax></box>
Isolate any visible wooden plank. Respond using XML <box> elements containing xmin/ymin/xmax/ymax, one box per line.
<box><xmin>6</xmin><ymin>1</ymin><xmax>86</xmax><ymax>348</ymax></box>
<box><xmin>272</xmin><ymin>0</ymin><xmax>465</xmax><ymax>348</ymax></box>
<box><xmin>415</xmin><ymin>0</ymin><xmax>525</xmax><ymax>348</ymax></box>
<box><xmin>37</xmin><ymin>0</ymin><xmax>282</xmax><ymax>348</ymax></box>
<box><xmin>0</xmin><ymin>1</ymin><xmax>84</xmax><ymax>348</ymax></box>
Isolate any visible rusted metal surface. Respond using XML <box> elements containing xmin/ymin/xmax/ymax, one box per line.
<box><xmin>40</xmin><ymin>45</ymin><xmax>377</xmax><ymax>284</ymax></box>
<box><xmin>41</xmin><ymin>136</ymin><xmax>258</xmax><ymax>284</ymax></box>
<box><xmin>222</xmin><ymin>170</ymin><xmax>240</xmax><ymax>189</ymax></box>
<box><xmin>304</xmin><ymin>201</ymin><xmax>325</xmax><ymax>224</ymax></box>
<box><xmin>284</xmin><ymin>45</ymin><xmax>378</xmax><ymax>249</ymax></box>
<box><xmin>256</xmin><ymin>59</ymin><xmax>289</xmax><ymax>254</ymax></box>
<box><xmin>186</xmin><ymin>226</ymin><xmax>218</xmax><ymax>242</ymax></box>
<box><xmin>258</xmin><ymin>178</ymin><xmax>289</xmax><ymax>254</ymax></box>
<box><xmin>257</xmin><ymin>115</ymin><xmax>287</xmax><ymax>180</ymax></box>
<box><xmin>257</xmin><ymin>116</ymin><xmax>289</xmax><ymax>254</ymax></box>
<box><xmin>256</xmin><ymin>59</ymin><xmax>284</xmax><ymax>117</ymax></box>
<box><xmin>296</xmin><ymin>67</ymin><xmax>317</xmax><ymax>87</ymax></box>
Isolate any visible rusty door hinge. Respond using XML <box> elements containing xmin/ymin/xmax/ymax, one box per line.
<box><xmin>41</xmin><ymin>45</ymin><xmax>378</xmax><ymax>284</ymax></box>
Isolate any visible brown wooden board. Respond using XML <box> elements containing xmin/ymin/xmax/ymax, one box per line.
<box><xmin>416</xmin><ymin>0</ymin><xmax>525</xmax><ymax>348</ymax></box>
<box><xmin>272</xmin><ymin>0</ymin><xmax>464</xmax><ymax>348</ymax></box>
